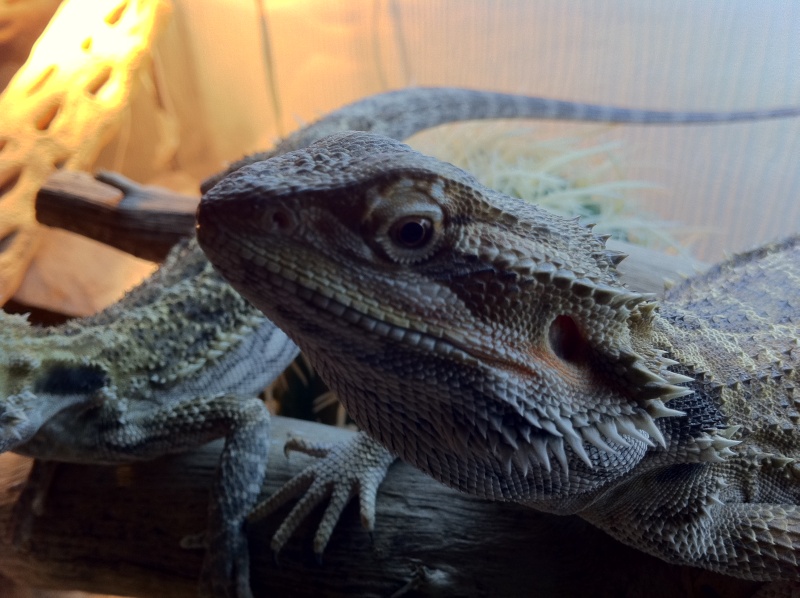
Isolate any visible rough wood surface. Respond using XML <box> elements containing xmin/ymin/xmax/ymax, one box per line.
<box><xmin>35</xmin><ymin>171</ymin><xmax>197</xmax><ymax>262</ymax></box>
<box><xmin>0</xmin><ymin>417</ymin><xmax>758</xmax><ymax>598</ymax></box>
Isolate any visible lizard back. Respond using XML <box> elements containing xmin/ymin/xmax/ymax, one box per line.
<box><xmin>652</xmin><ymin>235</ymin><xmax>800</xmax><ymax>490</ymax></box>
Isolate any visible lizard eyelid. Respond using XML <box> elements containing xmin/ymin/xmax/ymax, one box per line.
<box><xmin>378</xmin><ymin>209</ymin><xmax>442</xmax><ymax>264</ymax></box>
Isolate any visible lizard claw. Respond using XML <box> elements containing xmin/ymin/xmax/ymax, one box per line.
<box><xmin>283</xmin><ymin>436</ymin><xmax>336</xmax><ymax>459</ymax></box>
<box><xmin>249</xmin><ymin>432</ymin><xmax>394</xmax><ymax>556</ymax></box>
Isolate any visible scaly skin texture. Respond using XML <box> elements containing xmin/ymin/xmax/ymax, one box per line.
<box><xmin>0</xmin><ymin>239</ymin><xmax>299</xmax><ymax>597</ymax></box>
<box><xmin>197</xmin><ymin>131</ymin><xmax>800</xmax><ymax>586</ymax></box>
<box><xmin>5</xmin><ymin>87</ymin><xmax>799</xmax><ymax>595</ymax></box>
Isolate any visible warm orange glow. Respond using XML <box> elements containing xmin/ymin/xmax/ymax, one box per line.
<box><xmin>0</xmin><ymin>0</ymin><xmax>170</xmax><ymax>304</ymax></box>
<box><xmin>262</xmin><ymin>0</ymin><xmax>310</xmax><ymax>11</ymax></box>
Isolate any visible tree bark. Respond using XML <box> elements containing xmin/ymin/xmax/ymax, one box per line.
<box><xmin>0</xmin><ymin>417</ymin><xmax>759</xmax><ymax>598</ymax></box>
<box><xmin>35</xmin><ymin>171</ymin><xmax>197</xmax><ymax>262</ymax></box>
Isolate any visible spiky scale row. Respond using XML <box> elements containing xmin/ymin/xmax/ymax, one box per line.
<box><xmin>686</xmin><ymin>431</ymin><xmax>743</xmax><ymax>463</ymax></box>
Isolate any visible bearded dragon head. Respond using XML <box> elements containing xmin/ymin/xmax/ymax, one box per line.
<box><xmin>198</xmin><ymin>131</ymin><xmax>691</xmax><ymax>504</ymax></box>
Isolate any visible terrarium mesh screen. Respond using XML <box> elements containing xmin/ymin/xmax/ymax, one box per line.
<box><xmin>0</xmin><ymin>1</ymin><xmax>797</xmax><ymax>315</ymax></box>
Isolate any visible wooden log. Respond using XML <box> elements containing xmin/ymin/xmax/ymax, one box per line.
<box><xmin>0</xmin><ymin>417</ymin><xmax>759</xmax><ymax>598</ymax></box>
<box><xmin>35</xmin><ymin>171</ymin><xmax>197</xmax><ymax>262</ymax></box>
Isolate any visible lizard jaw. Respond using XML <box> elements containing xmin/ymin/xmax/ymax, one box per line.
<box><xmin>196</xmin><ymin>132</ymin><xmax>694</xmax><ymax>488</ymax></box>
<box><xmin>202</xmin><ymin>230</ymin><xmax>684</xmax><ymax>480</ymax></box>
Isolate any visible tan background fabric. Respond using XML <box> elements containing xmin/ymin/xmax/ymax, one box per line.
<box><xmin>2</xmin><ymin>0</ymin><xmax>797</xmax><ymax>316</ymax></box>
<box><xmin>179</xmin><ymin>1</ymin><xmax>799</xmax><ymax>260</ymax></box>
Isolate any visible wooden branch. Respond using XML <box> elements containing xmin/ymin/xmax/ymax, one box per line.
<box><xmin>0</xmin><ymin>417</ymin><xmax>757</xmax><ymax>598</ymax></box>
<box><xmin>36</xmin><ymin>170</ymin><xmax>197</xmax><ymax>262</ymax></box>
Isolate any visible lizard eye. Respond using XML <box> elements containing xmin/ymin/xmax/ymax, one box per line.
<box><xmin>365</xmin><ymin>185</ymin><xmax>444</xmax><ymax>264</ymax></box>
<box><xmin>390</xmin><ymin>216</ymin><xmax>434</xmax><ymax>249</ymax></box>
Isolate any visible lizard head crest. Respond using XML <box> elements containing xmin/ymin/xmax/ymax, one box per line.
<box><xmin>198</xmin><ymin>132</ymin><xmax>690</xmax><ymax>502</ymax></box>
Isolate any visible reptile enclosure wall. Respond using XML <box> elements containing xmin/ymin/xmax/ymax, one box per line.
<box><xmin>0</xmin><ymin>1</ymin><xmax>797</xmax><ymax>597</ymax></box>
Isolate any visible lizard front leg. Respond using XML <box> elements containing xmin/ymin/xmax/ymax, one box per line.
<box><xmin>583</xmin><ymin>463</ymin><xmax>800</xmax><ymax>584</ymax></box>
<box><xmin>250</xmin><ymin>431</ymin><xmax>395</xmax><ymax>557</ymax></box>
<box><xmin>195</xmin><ymin>397</ymin><xmax>269</xmax><ymax>598</ymax></box>
<box><xmin>21</xmin><ymin>392</ymin><xmax>271</xmax><ymax>598</ymax></box>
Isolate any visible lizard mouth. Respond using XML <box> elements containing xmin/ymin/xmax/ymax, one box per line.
<box><xmin>203</xmin><ymin>231</ymin><xmax>693</xmax><ymax>477</ymax></box>
<box><xmin>249</xmin><ymin>252</ymin><xmax>689</xmax><ymax>473</ymax></box>
<box><xmin>258</xmin><ymin>252</ymin><xmax>482</xmax><ymax>363</ymax></box>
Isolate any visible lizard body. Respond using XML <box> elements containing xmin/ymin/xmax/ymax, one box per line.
<box><xmin>4</xmin><ymin>87</ymin><xmax>799</xmax><ymax>595</ymax></box>
<box><xmin>1</xmin><ymin>239</ymin><xmax>298</xmax><ymax>597</ymax></box>
<box><xmin>202</xmin><ymin>87</ymin><xmax>800</xmax><ymax>193</ymax></box>
<box><xmin>197</xmin><ymin>131</ymin><xmax>800</xmax><ymax>585</ymax></box>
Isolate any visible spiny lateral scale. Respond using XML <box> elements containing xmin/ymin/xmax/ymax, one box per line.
<box><xmin>198</xmin><ymin>131</ymin><xmax>800</xmax><ymax>589</ymax></box>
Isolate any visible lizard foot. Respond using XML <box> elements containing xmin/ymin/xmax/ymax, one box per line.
<box><xmin>249</xmin><ymin>432</ymin><xmax>395</xmax><ymax>556</ymax></box>
<box><xmin>8</xmin><ymin>459</ymin><xmax>59</xmax><ymax>549</ymax></box>
<box><xmin>196</xmin><ymin>525</ymin><xmax>253</xmax><ymax>598</ymax></box>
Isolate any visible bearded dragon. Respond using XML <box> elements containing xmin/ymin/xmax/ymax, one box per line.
<box><xmin>4</xmin><ymin>87</ymin><xmax>799</xmax><ymax>596</ymax></box>
<box><xmin>197</xmin><ymin>131</ymin><xmax>800</xmax><ymax>592</ymax></box>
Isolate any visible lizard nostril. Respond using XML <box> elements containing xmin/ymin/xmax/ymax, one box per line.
<box><xmin>261</xmin><ymin>207</ymin><xmax>295</xmax><ymax>234</ymax></box>
<box><xmin>273</xmin><ymin>210</ymin><xmax>289</xmax><ymax>230</ymax></box>
<box><xmin>548</xmin><ymin>315</ymin><xmax>586</xmax><ymax>363</ymax></box>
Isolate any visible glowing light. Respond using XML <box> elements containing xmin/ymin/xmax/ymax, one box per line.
<box><xmin>0</xmin><ymin>0</ymin><xmax>171</xmax><ymax>304</ymax></box>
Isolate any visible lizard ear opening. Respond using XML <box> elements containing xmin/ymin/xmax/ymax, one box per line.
<box><xmin>34</xmin><ymin>364</ymin><xmax>107</xmax><ymax>396</ymax></box>
<box><xmin>548</xmin><ymin>315</ymin><xmax>587</xmax><ymax>364</ymax></box>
